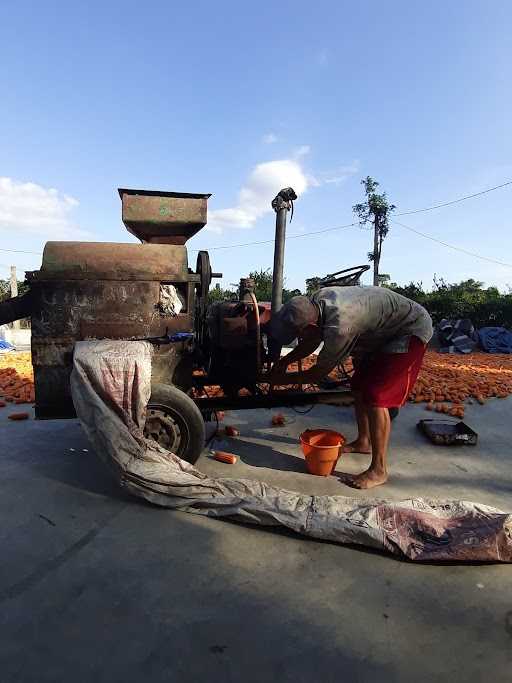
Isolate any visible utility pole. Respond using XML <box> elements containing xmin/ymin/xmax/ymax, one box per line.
<box><xmin>373</xmin><ymin>214</ymin><xmax>380</xmax><ymax>286</ymax></box>
<box><xmin>10</xmin><ymin>266</ymin><xmax>20</xmax><ymax>329</ymax></box>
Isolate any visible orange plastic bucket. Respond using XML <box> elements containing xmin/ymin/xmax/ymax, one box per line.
<box><xmin>299</xmin><ymin>429</ymin><xmax>345</xmax><ymax>476</ymax></box>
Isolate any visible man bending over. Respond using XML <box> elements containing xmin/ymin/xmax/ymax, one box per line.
<box><xmin>266</xmin><ymin>286</ymin><xmax>433</xmax><ymax>489</ymax></box>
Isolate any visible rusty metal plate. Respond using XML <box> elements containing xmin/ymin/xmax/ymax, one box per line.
<box><xmin>34</xmin><ymin>242</ymin><xmax>189</xmax><ymax>280</ymax></box>
<box><xmin>119</xmin><ymin>188</ymin><xmax>210</xmax><ymax>244</ymax></box>
<box><xmin>30</xmin><ymin>281</ymin><xmax>163</xmax><ymax>337</ymax></box>
<box><xmin>80</xmin><ymin>315</ymin><xmax>193</xmax><ymax>339</ymax></box>
<box><xmin>31</xmin><ymin>337</ymin><xmax>74</xmax><ymax>367</ymax></box>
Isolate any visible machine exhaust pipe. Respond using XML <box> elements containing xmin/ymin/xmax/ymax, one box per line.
<box><xmin>270</xmin><ymin>187</ymin><xmax>297</xmax><ymax>314</ymax></box>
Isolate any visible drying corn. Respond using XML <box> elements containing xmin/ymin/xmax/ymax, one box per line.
<box><xmin>0</xmin><ymin>352</ymin><xmax>35</xmax><ymax>404</ymax></box>
<box><xmin>409</xmin><ymin>351</ymin><xmax>512</xmax><ymax>418</ymax></box>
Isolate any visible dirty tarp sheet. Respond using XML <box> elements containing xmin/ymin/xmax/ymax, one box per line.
<box><xmin>70</xmin><ymin>340</ymin><xmax>512</xmax><ymax>563</ymax></box>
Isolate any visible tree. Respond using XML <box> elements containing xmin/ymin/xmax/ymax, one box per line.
<box><xmin>305</xmin><ymin>276</ymin><xmax>322</xmax><ymax>295</ymax></box>
<box><xmin>0</xmin><ymin>279</ymin><xmax>30</xmax><ymax>303</ymax></box>
<box><xmin>386</xmin><ymin>280</ymin><xmax>426</xmax><ymax>304</ymax></box>
<box><xmin>207</xmin><ymin>272</ymin><xmax>302</xmax><ymax>305</ymax></box>
<box><xmin>353</xmin><ymin>176</ymin><xmax>395</xmax><ymax>286</ymax></box>
<box><xmin>249</xmin><ymin>269</ymin><xmax>273</xmax><ymax>301</ymax></box>
<box><xmin>247</xmin><ymin>269</ymin><xmax>302</xmax><ymax>303</ymax></box>
<box><xmin>284</xmin><ymin>288</ymin><xmax>303</xmax><ymax>302</ymax></box>
<box><xmin>207</xmin><ymin>283</ymin><xmax>237</xmax><ymax>303</ymax></box>
<box><xmin>386</xmin><ymin>278</ymin><xmax>512</xmax><ymax>328</ymax></box>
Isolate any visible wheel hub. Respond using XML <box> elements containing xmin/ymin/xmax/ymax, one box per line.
<box><xmin>144</xmin><ymin>407</ymin><xmax>183</xmax><ymax>452</ymax></box>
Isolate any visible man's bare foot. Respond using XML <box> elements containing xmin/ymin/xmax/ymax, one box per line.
<box><xmin>345</xmin><ymin>468</ymin><xmax>388</xmax><ymax>489</ymax></box>
<box><xmin>343</xmin><ymin>439</ymin><xmax>371</xmax><ymax>455</ymax></box>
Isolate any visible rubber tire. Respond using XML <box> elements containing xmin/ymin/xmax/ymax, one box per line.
<box><xmin>146</xmin><ymin>383</ymin><xmax>205</xmax><ymax>465</ymax></box>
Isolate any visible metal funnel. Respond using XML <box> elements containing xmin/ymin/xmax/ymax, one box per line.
<box><xmin>118</xmin><ymin>188</ymin><xmax>211</xmax><ymax>244</ymax></box>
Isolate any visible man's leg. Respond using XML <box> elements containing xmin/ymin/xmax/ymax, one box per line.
<box><xmin>348</xmin><ymin>405</ymin><xmax>390</xmax><ymax>489</ymax></box>
<box><xmin>344</xmin><ymin>391</ymin><xmax>372</xmax><ymax>454</ymax></box>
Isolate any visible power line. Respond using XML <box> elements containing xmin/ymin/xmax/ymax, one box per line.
<box><xmin>0</xmin><ymin>247</ymin><xmax>43</xmax><ymax>255</ymax></box>
<box><xmin>0</xmin><ymin>225</ymin><xmax>359</xmax><ymax>258</ymax></box>
<box><xmin>395</xmin><ymin>180</ymin><xmax>512</xmax><ymax>216</ymax></box>
<box><xmin>195</xmin><ymin>179</ymin><xmax>512</xmax><ymax>252</ymax></box>
<box><xmin>1</xmin><ymin>178</ymin><xmax>510</xmax><ymax>257</ymax></box>
<box><xmin>392</xmin><ymin>219</ymin><xmax>512</xmax><ymax>269</ymax></box>
<box><xmin>190</xmin><ymin>221</ymin><xmax>358</xmax><ymax>252</ymax></box>
<box><xmin>0</xmin><ymin>264</ymin><xmax>33</xmax><ymax>274</ymax></box>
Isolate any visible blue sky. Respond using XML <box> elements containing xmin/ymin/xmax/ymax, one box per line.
<box><xmin>1</xmin><ymin>0</ymin><xmax>511</xmax><ymax>291</ymax></box>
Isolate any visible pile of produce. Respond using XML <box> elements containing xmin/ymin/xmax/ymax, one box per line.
<box><xmin>0</xmin><ymin>352</ymin><xmax>35</xmax><ymax>405</ymax></box>
<box><xmin>409</xmin><ymin>351</ymin><xmax>512</xmax><ymax>418</ymax></box>
<box><xmin>2</xmin><ymin>350</ymin><xmax>510</xmax><ymax>421</ymax></box>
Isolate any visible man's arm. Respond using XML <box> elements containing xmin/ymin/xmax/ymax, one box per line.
<box><xmin>269</xmin><ymin>357</ymin><xmax>337</xmax><ymax>385</ymax></box>
<box><xmin>270</xmin><ymin>328</ymin><xmax>357</xmax><ymax>385</ymax></box>
<box><xmin>272</xmin><ymin>334</ymin><xmax>321</xmax><ymax>373</ymax></box>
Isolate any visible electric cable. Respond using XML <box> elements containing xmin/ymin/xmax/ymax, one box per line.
<box><xmin>392</xmin><ymin>219</ymin><xmax>512</xmax><ymax>269</ymax></box>
<box><xmin>292</xmin><ymin>404</ymin><xmax>315</xmax><ymax>415</ymax></box>
<box><xmin>0</xmin><ymin>247</ymin><xmax>43</xmax><ymax>255</ymax></box>
<box><xmin>2</xmin><ymin>179</ymin><xmax>511</xmax><ymax>266</ymax></box>
<box><xmin>190</xmin><ymin>222</ymin><xmax>357</xmax><ymax>253</ymax></box>
<box><xmin>395</xmin><ymin>180</ymin><xmax>512</xmax><ymax>216</ymax></box>
<box><xmin>192</xmin><ymin>179</ymin><xmax>512</xmax><ymax>253</ymax></box>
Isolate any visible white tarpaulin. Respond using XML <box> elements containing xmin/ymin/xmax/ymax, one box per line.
<box><xmin>71</xmin><ymin>340</ymin><xmax>512</xmax><ymax>563</ymax></box>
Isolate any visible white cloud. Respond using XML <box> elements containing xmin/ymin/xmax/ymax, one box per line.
<box><xmin>307</xmin><ymin>174</ymin><xmax>321</xmax><ymax>188</ymax></box>
<box><xmin>208</xmin><ymin>159</ymin><xmax>310</xmax><ymax>232</ymax></box>
<box><xmin>316</xmin><ymin>160</ymin><xmax>360</xmax><ymax>186</ymax></box>
<box><xmin>0</xmin><ymin>177</ymin><xmax>90</xmax><ymax>239</ymax></box>
<box><xmin>207</xmin><ymin>155</ymin><xmax>360</xmax><ymax>232</ymax></box>
<box><xmin>316</xmin><ymin>48</ymin><xmax>328</xmax><ymax>66</ymax></box>
<box><xmin>262</xmin><ymin>132</ymin><xmax>278</xmax><ymax>144</ymax></box>
<box><xmin>293</xmin><ymin>145</ymin><xmax>311</xmax><ymax>158</ymax></box>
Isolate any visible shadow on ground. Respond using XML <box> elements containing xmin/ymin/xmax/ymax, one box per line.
<box><xmin>2</xmin><ymin>405</ymin><xmax>512</xmax><ymax>681</ymax></box>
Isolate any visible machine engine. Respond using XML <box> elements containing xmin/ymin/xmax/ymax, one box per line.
<box><xmin>201</xmin><ymin>281</ymin><xmax>272</xmax><ymax>396</ymax></box>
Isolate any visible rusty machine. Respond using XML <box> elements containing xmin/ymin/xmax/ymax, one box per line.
<box><xmin>0</xmin><ymin>187</ymin><xmax>362</xmax><ymax>463</ymax></box>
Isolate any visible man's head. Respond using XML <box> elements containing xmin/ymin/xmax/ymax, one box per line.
<box><xmin>266</xmin><ymin>296</ymin><xmax>319</xmax><ymax>346</ymax></box>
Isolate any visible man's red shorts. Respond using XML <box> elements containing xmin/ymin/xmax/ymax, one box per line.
<box><xmin>351</xmin><ymin>335</ymin><xmax>426</xmax><ymax>408</ymax></box>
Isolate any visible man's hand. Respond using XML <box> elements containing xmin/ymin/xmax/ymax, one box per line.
<box><xmin>267</xmin><ymin>330</ymin><xmax>325</xmax><ymax>385</ymax></box>
<box><xmin>269</xmin><ymin>360</ymin><xmax>334</xmax><ymax>387</ymax></box>
<box><xmin>271</xmin><ymin>357</ymin><xmax>290</xmax><ymax>375</ymax></box>
<box><xmin>268</xmin><ymin>358</ymin><xmax>290</xmax><ymax>385</ymax></box>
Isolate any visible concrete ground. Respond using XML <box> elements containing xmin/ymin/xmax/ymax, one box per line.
<box><xmin>1</xmin><ymin>397</ymin><xmax>511</xmax><ymax>682</ymax></box>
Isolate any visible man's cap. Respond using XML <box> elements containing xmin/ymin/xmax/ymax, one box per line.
<box><xmin>267</xmin><ymin>296</ymin><xmax>317</xmax><ymax>345</ymax></box>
